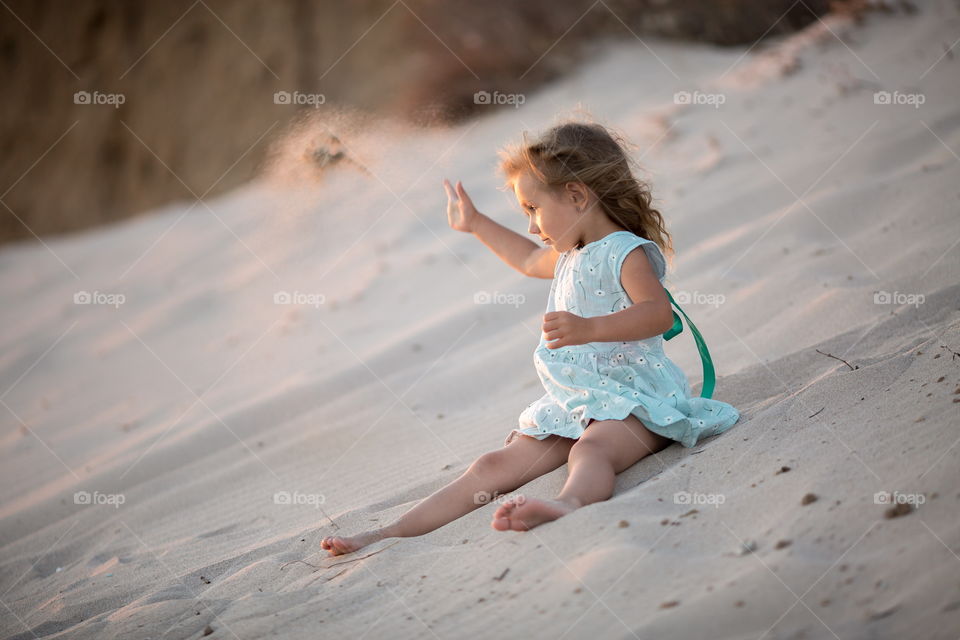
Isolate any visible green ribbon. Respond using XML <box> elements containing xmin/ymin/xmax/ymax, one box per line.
<box><xmin>662</xmin><ymin>288</ymin><xmax>716</xmax><ymax>399</ymax></box>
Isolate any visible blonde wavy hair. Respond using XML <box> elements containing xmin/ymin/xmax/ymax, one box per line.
<box><xmin>498</xmin><ymin>121</ymin><xmax>673</xmax><ymax>260</ymax></box>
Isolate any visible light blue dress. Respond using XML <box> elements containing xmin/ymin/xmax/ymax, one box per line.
<box><xmin>505</xmin><ymin>230</ymin><xmax>740</xmax><ymax>448</ymax></box>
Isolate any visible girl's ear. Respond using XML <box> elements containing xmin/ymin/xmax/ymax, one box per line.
<box><xmin>564</xmin><ymin>181</ymin><xmax>589</xmax><ymax>207</ymax></box>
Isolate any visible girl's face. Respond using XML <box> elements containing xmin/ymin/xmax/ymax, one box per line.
<box><xmin>513</xmin><ymin>171</ymin><xmax>585</xmax><ymax>252</ymax></box>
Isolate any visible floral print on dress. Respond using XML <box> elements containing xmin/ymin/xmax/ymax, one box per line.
<box><xmin>504</xmin><ymin>231</ymin><xmax>740</xmax><ymax>448</ymax></box>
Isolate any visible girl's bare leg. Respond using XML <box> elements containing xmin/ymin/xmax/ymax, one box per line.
<box><xmin>492</xmin><ymin>415</ymin><xmax>672</xmax><ymax>531</ymax></box>
<box><xmin>321</xmin><ymin>433</ymin><xmax>573</xmax><ymax>555</ymax></box>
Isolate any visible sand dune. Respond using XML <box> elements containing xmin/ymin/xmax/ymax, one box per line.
<box><xmin>1</xmin><ymin>2</ymin><xmax>959</xmax><ymax>639</ymax></box>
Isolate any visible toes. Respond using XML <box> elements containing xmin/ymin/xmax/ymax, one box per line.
<box><xmin>331</xmin><ymin>538</ymin><xmax>352</xmax><ymax>554</ymax></box>
<box><xmin>491</xmin><ymin>497</ymin><xmax>536</xmax><ymax>532</ymax></box>
<box><xmin>493</xmin><ymin>497</ymin><xmax>520</xmax><ymax>519</ymax></box>
<box><xmin>322</xmin><ymin>537</ymin><xmax>346</xmax><ymax>555</ymax></box>
<box><xmin>320</xmin><ymin>535</ymin><xmax>364</xmax><ymax>556</ymax></box>
<box><xmin>492</xmin><ymin>515</ymin><xmax>525</xmax><ymax>531</ymax></box>
<box><xmin>492</xmin><ymin>512</ymin><xmax>530</xmax><ymax>532</ymax></box>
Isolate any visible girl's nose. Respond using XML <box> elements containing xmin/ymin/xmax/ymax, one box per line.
<box><xmin>528</xmin><ymin>220</ymin><xmax>539</xmax><ymax>234</ymax></box>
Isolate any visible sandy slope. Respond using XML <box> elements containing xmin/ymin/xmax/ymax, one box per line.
<box><xmin>1</xmin><ymin>2</ymin><xmax>958</xmax><ymax>639</ymax></box>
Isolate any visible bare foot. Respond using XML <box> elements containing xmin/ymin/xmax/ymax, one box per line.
<box><xmin>491</xmin><ymin>496</ymin><xmax>580</xmax><ymax>531</ymax></box>
<box><xmin>320</xmin><ymin>529</ymin><xmax>385</xmax><ymax>556</ymax></box>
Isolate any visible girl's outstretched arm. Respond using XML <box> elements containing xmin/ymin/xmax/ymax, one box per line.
<box><xmin>444</xmin><ymin>178</ymin><xmax>555</xmax><ymax>278</ymax></box>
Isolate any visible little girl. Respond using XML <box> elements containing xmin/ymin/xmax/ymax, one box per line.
<box><xmin>321</xmin><ymin>121</ymin><xmax>740</xmax><ymax>556</ymax></box>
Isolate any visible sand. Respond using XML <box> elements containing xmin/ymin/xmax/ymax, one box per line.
<box><xmin>1</xmin><ymin>2</ymin><xmax>959</xmax><ymax>639</ymax></box>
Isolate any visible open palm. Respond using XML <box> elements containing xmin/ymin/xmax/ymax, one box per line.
<box><xmin>444</xmin><ymin>179</ymin><xmax>481</xmax><ymax>233</ymax></box>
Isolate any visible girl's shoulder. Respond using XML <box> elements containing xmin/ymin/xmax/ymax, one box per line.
<box><xmin>604</xmin><ymin>231</ymin><xmax>667</xmax><ymax>282</ymax></box>
<box><xmin>561</xmin><ymin>230</ymin><xmax>667</xmax><ymax>281</ymax></box>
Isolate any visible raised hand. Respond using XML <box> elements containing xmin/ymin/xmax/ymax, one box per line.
<box><xmin>444</xmin><ymin>178</ymin><xmax>482</xmax><ymax>233</ymax></box>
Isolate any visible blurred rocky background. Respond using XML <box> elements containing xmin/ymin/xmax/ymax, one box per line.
<box><xmin>2</xmin><ymin>0</ymin><xmax>869</xmax><ymax>245</ymax></box>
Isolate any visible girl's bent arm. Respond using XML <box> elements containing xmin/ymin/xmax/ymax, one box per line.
<box><xmin>590</xmin><ymin>245</ymin><xmax>673</xmax><ymax>341</ymax></box>
<box><xmin>588</xmin><ymin>301</ymin><xmax>674</xmax><ymax>342</ymax></box>
<box><xmin>472</xmin><ymin>213</ymin><xmax>555</xmax><ymax>278</ymax></box>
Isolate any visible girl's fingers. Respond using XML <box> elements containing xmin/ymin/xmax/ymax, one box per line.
<box><xmin>456</xmin><ymin>181</ymin><xmax>473</xmax><ymax>206</ymax></box>
<box><xmin>443</xmin><ymin>179</ymin><xmax>457</xmax><ymax>201</ymax></box>
<box><xmin>542</xmin><ymin>316</ymin><xmax>561</xmax><ymax>329</ymax></box>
